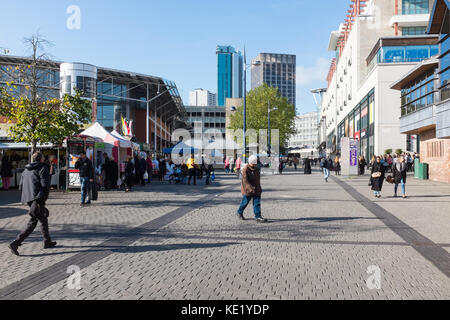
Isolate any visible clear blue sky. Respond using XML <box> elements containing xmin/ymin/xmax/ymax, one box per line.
<box><xmin>0</xmin><ymin>0</ymin><xmax>350</xmax><ymax>114</ymax></box>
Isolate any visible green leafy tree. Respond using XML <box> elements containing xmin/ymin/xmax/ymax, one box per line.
<box><xmin>0</xmin><ymin>33</ymin><xmax>92</xmax><ymax>153</ymax></box>
<box><xmin>228</xmin><ymin>83</ymin><xmax>296</xmax><ymax>148</ymax></box>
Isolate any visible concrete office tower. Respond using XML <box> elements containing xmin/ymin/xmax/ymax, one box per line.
<box><xmin>189</xmin><ymin>89</ymin><xmax>217</xmax><ymax>106</ymax></box>
<box><xmin>288</xmin><ymin>112</ymin><xmax>319</xmax><ymax>149</ymax></box>
<box><xmin>251</xmin><ymin>53</ymin><xmax>296</xmax><ymax>106</ymax></box>
<box><xmin>217</xmin><ymin>45</ymin><xmax>243</xmax><ymax>106</ymax></box>
<box><xmin>318</xmin><ymin>0</ymin><xmax>437</xmax><ymax>159</ymax></box>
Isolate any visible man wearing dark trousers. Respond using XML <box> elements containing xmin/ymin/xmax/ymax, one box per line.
<box><xmin>75</xmin><ymin>151</ymin><xmax>94</xmax><ymax>206</ymax></box>
<box><xmin>9</xmin><ymin>152</ymin><xmax>57</xmax><ymax>256</ymax></box>
<box><xmin>187</xmin><ymin>154</ymin><xmax>197</xmax><ymax>185</ymax></box>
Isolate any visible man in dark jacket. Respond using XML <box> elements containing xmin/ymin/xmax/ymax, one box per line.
<box><xmin>236</xmin><ymin>155</ymin><xmax>267</xmax><ymax>223</ymax></box>
<box><xmin>138</xmin><ymin>155</ymin><xmax>147</xmax><ymax>186</ymax></box>
<box><xmin>102</xmin><ymin>153</ymin><xmax>113</xmax><ymax>190</ymax></box>
<box><xmin>8</xmin><ymin>152</ymin><xmax>56</xmax><ymax>256</ymax></box>
<box><xmin>75</xmin><ymin>151</ymin><xmax>94</xmax><ymax>206</ymax></box>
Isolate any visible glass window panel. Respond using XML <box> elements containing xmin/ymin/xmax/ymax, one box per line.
<box><xmin>383</xmin><ymin>46</ymin><xmax>405</xmax><ymax>63</ymax></box>
<box><xmin>430</xmin><ymin>45</ymin><xmax>439</xmax><ymax>57</ymax></box>
<box><xmin>441</xmin><ymin>52</ymin><xmax>450</xmax><ymax>73</ymax></box>
<box><xmin>406</xmin><ymin>46</ymin><xmax>430</xmax><ymax>62</ymax></box>
<box><xmin>440</xmin><ymin>68</ymin><xmax>450</xmax><ymax>88</ymax></box>
<box><xmin>442</xmin><ymin>36</ymin><xmax>450</xmax><ymax>56</ymax></box>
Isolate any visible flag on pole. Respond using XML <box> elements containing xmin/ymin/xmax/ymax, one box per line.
<box><xmin>121</xmin><ymin>116</ymin><xmax>130</xmax><ymax>136</ymax></box>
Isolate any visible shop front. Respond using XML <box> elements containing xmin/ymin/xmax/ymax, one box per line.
<box><xmin>337</xmin><ymin>89</ymin><xmax>375</xmax><ymax>161</ymax></box>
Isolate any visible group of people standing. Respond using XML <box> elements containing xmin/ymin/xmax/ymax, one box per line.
<box><xmin>369</xmin><ymin>154</ymin><xmax>409</xmax><ymax>199</ymax></box>
<box><xmin>224</xmin><ymin>157</ymin><xmax>242</xmax><ymax>177</ymax></box>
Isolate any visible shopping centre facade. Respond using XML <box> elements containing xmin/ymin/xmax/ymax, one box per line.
<box><xmin>0</xmin><ymin>55</ymin><xmax>188</xmax><ymax>153</ymax></box>
<box><xmin>319</xmin><ymin>0</ymin><xmax>439</xmax><ymax>159</ymax></box>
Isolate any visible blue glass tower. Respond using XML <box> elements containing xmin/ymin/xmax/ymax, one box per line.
<box><xmin>217</xmin><ymin>45</ymin><xmax>243</xmax><ymax>106</ymax></box>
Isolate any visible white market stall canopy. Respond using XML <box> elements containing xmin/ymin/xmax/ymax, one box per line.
<box><xmin>79</xmin><ymin>122</ymin><xmax>133</xmax><ymax>149</ymax></box>
<box><xmin>79</xmin><ymin>122</ymin><xmax>110</xmax><ymax>141</ymax></box>
<box><xmin>110</xmin><ymin>130</ymin><xmax>134</xmax><ymax>149</ymax></box>
<box><xmin>0</xmin><ymin>142</ymin><xmax>54</xmax><ymax>149</ymax></box>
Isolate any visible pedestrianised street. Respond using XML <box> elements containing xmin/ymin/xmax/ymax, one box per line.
<box><xmin>0</xmin><ymin>169</ymin><xmax>449</xmax><ymax>300</ymax></box>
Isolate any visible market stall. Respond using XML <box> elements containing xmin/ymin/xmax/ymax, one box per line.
<box><xmin>65</xmin><ymin>136</ymin><xmax>96</xmax><ymax>189</ymax></box>
<box><xmin>0</xmin><ymin>142</ymin><xmax>55</xmax><ymax>188</ymax></box>
<box><xmin>109</xmin><ymin>130</ymin><xmax>134</xmax><ymax>176</ymax></box>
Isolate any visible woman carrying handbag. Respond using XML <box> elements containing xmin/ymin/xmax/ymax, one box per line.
<box><xmin>370</xmin><ymin>156</ymin><xmax>385</xmax><ymax>198</ymax></box>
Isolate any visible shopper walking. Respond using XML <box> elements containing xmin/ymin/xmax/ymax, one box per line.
<box><xmin>187</xmin><ymin>154</ymin><xmax>197</xmax><ymax>185</ymax></box>
<box><xmin>75</xmin><ymin>151</ymin><xmax>94</xmax><ymax>206</ymax></box>
<box><xmin>124</xmin><ymin>156</ymin><xmax>134</xmax><ymax>192</ymax></box>
<box><xmin>371</xmin><ymin>156</ymin><xmax>385</xmax><ymax>198</ymax></box>
<box><xmin>101</xmin><ymin>153</ymin><xmax>114</xmax><ymax>190</ymax></box>
<box><xmin>334</xmin><ymin>156</ymin><xmax>341</xmax><ymax>176</ymax></box>
<box><xmin>321</xmin><ymin>156</ymin><xmax>331</xmax><ymax>182</ymax></box>
<box><xmin>138</xmin><ymin>155</ymin><xmax>147</xmax><ymax>186</ymax></box>
<box><xmin>358</xmin><ymin>156</ymin><xmax>367</xmax><ymax>176</ymax></box>
<box><xmin>159</xmin><ymin>157</ymin><xmax>166</xmax><ymax>182</ymax></box>
<box><xmin>393</xmin><ymin>155</ymin><xmax>408</xmax><ymax>198</ymax></box>
<box><xmin>146</xmin><ymin>153</ymin><xmax>153</xmax><ymax>184</ymax></box>
<box><xmin>224</xmin><ymin>158</ymin><xmax>230</xmax><ymax>174</ymax></box>
<box><xmin>304</xmin><ymin>157</ymin><xmax>312</xmax><ymax>175</ymax></box>
<box><xmin>236</xmin><ymin>155</ymin><xmax>267</xmax><ymax>223</ymax></box>
<box><xmin>205</xmin><ymin>163</ymin><xmax>214</xmax><ymax>185</ymax></box>
<box><xmin>8</xmin><ymin>152</ymin><xmax>56</xmax><ymax>256</ymax></box>
<box><xmin>1</xmin><ymin>157</ymin><xmax>13</xmax><ymax>190</ymax></box>
<box><xmin>235</xmin><ymin>157</ymin><xmax>242</xmax><ymax>178</ymax></box>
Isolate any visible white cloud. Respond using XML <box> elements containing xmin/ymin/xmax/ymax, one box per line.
<box><xmin>296</xmin><ymin>57</ymin><xmax>330</xmax><ymax>86</ymax></box>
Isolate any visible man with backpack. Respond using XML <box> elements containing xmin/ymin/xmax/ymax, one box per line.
<box><xmin>8</xmin><ymin>152</ymin><xmax>57</xmax><ymax>256</ymax></box>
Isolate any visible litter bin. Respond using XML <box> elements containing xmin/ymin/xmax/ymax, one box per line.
<box><xmin>422</xmin><ymin>163</ymin><xmax>429</xmax><ymax>180</ymax></box>
<box><xmin>417</xmin><ymin>163</ymin><xmax>424</xmax><ymax>179</ymax></box>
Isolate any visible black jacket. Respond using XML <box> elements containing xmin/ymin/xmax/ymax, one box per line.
<box><xmin>75</xmin><ymin>157</ymin><xmax>94</xmax><ymax>179</ymax></box>
<box><xmin>125</xmin><ymin>161</ymin><xmax>134</xmax><ymax>177</ymax></box>
<box><xmin>1</xmin><ymin>160</ymin><xmax>13</xmax><ymax>177</ymax></box>
<box><xmin>139</xmin><ymin>158</ymin><xmax>147</xmax><ymax>173</ymax></box>
<box><xmin>19</xmin><ymin>162</ymin><xmax>50</xmax><ymax>204</ymax></box>
<box><xmin>393</xmin><ymin>162</ymin><xmax>407</xmax><ymax>184</ymax></box>
<box><xmin>371</xmin><ymin>162</ymin><xmax>385</xmax><ymax>191</ymax></box>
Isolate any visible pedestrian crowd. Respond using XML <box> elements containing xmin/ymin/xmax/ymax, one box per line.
<box><xmin>368</xmin><ymin>152</ymin><xmax>417</xmax><ymax>199</ymax></box>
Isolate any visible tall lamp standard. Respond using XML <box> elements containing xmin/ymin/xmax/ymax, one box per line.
<box><xmin>268</xmin><ymin>102</ymin><xmax>278</xmax><ymax>157</ymax></box>
<box><xmin>242</xmin><ymin>50</ymin><xmax>260</xmax><ymax>164</ymax></box>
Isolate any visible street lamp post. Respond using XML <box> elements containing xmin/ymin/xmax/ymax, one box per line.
<box><xmin>242</xmin><ymin>51</ymin><xmax>261</xmax><ymax>164</ymax></box>
<box><xmin>268</xmin><ymin>101</ymin><xmax>278</xmax><ymax>157</ymax></box>
<box><xmin>243</xmin><ymin>49</ymin><xmax>247</xmax><ymax>164</ymax></box>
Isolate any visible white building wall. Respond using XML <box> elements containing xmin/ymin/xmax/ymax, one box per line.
<box><xmin>319</xmin><ymin>0</ymin><xmax>432</xmax><ymax>156</ymax></box>
<box><xmin>189</xmin><ymin>89</ymin><xmax>217</xmax><ymax>106</ymax></box>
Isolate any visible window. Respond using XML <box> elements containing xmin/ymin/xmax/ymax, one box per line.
<box><xmin>402</xmin><ymin>27</ymin><xmax>427</xmax><ymax>35</ymax></box>
<box><xmin>402</xmin><ymin>0</ymin><xmax>429</xmax><ymax>15</ymax></box>
<box><xmin>427</xmin><ymin>141</ymin><xmax>444</xmax><ymax>158</ymax></box>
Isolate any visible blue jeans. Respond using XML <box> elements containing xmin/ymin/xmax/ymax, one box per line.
<box><xmin>237</xmin><ymin>196</ymin><xmax>261</xmax><ymax>218</ymax></box>
<box><xmin>80</xmin><ymin>177</ymin><xmax>91</xmax><ymax>204</ymax></box>
<box><xmin>323</xmin><ymin>168</ymin><xmax>330</xmax><ymax>180</ymax></box>
<box><xmin>394</xmin><ymin>179</ymin><xmax>406</xmax><ymax>195</ymax></box>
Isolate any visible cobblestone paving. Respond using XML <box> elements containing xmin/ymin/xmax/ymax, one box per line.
<box><xmin>0</xmin><ymin>169</ymin><xmax>449</xmax><ymax>300</ymax></box>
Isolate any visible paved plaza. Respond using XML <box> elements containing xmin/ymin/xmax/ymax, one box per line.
<box><xmin>0</xmin><ymin>169</ymin><xmax>449</xmax><ymax>300</ymax></box>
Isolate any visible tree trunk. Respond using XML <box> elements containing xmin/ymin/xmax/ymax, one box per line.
<box><xmin>31</xmin><ymin>140</ymin><xmax>37</xmax><ymax>155</ymax></box>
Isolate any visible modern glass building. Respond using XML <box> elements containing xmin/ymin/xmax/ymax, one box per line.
<box><xmin>391</xmin><ymin>0</ymin><xmax>449</xmax><ymax>183</ymax></box>
<box><xmin>0</xmin><ymin>56</ymin><xmax>188</xmax><ymax>152</ymax></box>
<box><xmin>216</xmin><ymin>45</ymin><xmax>243</xmax><ymax>106</ymax></box>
